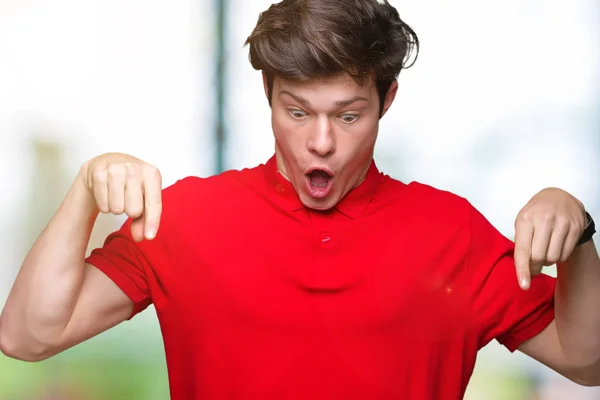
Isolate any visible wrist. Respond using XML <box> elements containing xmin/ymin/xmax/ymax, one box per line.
<box><xmin>64</xmin><ymin>169</ymin><xmax>99</xmax><ymax>219</ymax></box>
<box><xmin>560</xmin><ymin>239</ymin><xmax>596</xmax><ymax>271</ymax></box>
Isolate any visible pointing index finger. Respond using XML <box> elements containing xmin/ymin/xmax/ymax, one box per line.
<box><xmin>514</xmin><ymin>218</ymin><xmax>534</xmax><ymax>290</ymax></box>
<box><xmin>142</xmin><ymin>166</ymin><xmax>163</xmax><ymax>240</ymax></box>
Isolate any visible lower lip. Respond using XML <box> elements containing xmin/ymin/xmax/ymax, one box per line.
<box><xmin>304</xmin><ymin>175</ymin><xmax>333</xmax><ymax>199</ymax></box>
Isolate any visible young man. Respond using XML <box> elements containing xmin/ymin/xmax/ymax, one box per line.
<box><xmin>1</xmin><ymin>0</ymin><xmax>599</xmax><ymax>399</ymax></box>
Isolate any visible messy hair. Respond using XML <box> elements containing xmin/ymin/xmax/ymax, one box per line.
<box><xmin>245</xmin><ymin>0</ymin><xmax>419</xmax><ymax>115</ymax></box>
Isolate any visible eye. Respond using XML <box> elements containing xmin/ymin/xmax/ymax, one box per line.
<box><xmin>288</xmin><ymin>109</ymin><xmax>307</xmax><ymax>119</ymax></box>
<box><xmin>340</xmin><ymin>114</ymin><xmax>359</xmax><ymax>124</ymax></box>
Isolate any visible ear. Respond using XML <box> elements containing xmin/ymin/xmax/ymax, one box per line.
<box><xmin>380</xmin><ymin>81</ymin><xmax>399</xmax><ymax>118</ymax></box>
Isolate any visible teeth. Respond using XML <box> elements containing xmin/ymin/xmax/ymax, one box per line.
<box><xmin>308</xmin><ymin>169</ymin><xmax>330</xmax><ymax>190</ymax></box>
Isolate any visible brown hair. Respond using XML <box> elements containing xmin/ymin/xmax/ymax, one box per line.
<box><xmin>245</xmin><ymin>0</ymin><xmax>419</xmax><ymax>115</ymax></box>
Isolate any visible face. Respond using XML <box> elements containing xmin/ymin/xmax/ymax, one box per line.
<box><xmin>264</xmin><ymin>72</ymin><xmax>398</xmax><ymax>211</ymax></box>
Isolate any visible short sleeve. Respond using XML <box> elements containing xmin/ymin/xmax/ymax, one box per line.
<box><xmin>86</xmin><ymin>222</ymin><xmax>153</xmax><ymax>320</ymax></box>
<box><xmin>468</xmin><ymin>204</ymin><xmax>556</xmax><ymax>352</ymax></box>
<box><xmin>85</xmin><ymin>178</ymin><xmax>193</xmax><ymax>320</ymax></box>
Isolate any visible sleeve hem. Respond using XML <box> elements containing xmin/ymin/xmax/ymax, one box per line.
<box><xmin>498</xmin><ymin>305</ymin><xmax>555</xmax><ymax>353</ymax></box>
<box><xmin>86</xmin><ymin>253</ymin><xmax>151</xmax><ymax>320</ymax></box>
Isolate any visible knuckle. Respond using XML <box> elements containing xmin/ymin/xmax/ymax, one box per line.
<box><xmin>555</xmin><ymin>215</ymin><xmax>569</xmax><ymax>228</ymax></box>
<box><xmin>126</xmin><ymin>206</ymin><xmax>143</xmax><ymax>219</ymax></box>
<box><xmin>147</xmin><ymin>193</ymin><xmax>163</xmax><ymax>208</ymax></box>
<box><xmin>143</xmin><ymin>164</ymin><xmax>162</xmax><ymax>181</ymax></box>
<box><xmin>540</xmin><ymin>212</ymin><xmax>554</xmax><ymax>222</ymax></box>
<box><xmin>93</xmin><ymin>169</ymin><xmax>107</xmax><ymax>184</ymax></box>
<box><xmin>124</xmin><ymin>162</ymin><xmax>141</xmax><ymax>177</ymax></box>
<box><xmin>110</xmin><ymin>204</ymin><xmax>125</xmax><ymax>215</ymax></box>
<box><xmin>515</xmin><ymin>244</ymin><xmax>531</xmax><ymax>258</ymax></box>
<box><xmin>515</xmin><ymin>240</ymin><xmax>530</xmax><ymax>251</ymax></box>
<box><xmin>106</xmin><ymin>164</ymin><xmax>125</xmax><ymax>179</ymax></box>
<box><xmin>546</xmin><ymin>252</ymin><xmax>560</xmax><ymax>264</ymax></box>
<box><xmin>559</xmin><ymin>223</ymin><xmax>571</xmax><ymax>235</ymax></box>
<box><xmin>530</xmin><ymin>252</ymin><xmax>545</xmax><ymax>265</ymax></box>
<box><xmin>519</xmin><ymin>210</ymin><xmax>532</xmax><ymax>222</ymax></box>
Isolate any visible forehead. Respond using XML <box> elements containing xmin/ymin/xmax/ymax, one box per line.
<box><xmin>274</xmin><ymin>73</ymin><xmax>376</xmax><ymax>98</ymax></box>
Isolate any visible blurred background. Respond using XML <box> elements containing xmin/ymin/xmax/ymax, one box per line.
<box><xmin>0</xmin><ymin>0</ymin><xmax>598</xmax><ymax>398</ymax></box>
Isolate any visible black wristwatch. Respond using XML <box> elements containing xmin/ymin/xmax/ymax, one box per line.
<box><xmin>577</xmin><ymin>211</ymin><xmax>596</xmax><ymax>246</ymax></box>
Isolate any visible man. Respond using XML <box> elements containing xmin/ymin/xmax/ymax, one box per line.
<box><xmin>1</xmin><ymin>0</ymin><xmax>599</xmax><ymax>399</ymax></box>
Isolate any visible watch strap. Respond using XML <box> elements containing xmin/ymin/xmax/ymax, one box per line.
<box><xmin>577</xmin><ymin>211</ymin><xmax>596</xmax><ymax>246</ymax></box>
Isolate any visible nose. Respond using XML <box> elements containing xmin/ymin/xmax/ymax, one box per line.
<box><xmin>307</xmin><ymin>116</ymin><xmax>335</xmax><ymax>157</ymax></box>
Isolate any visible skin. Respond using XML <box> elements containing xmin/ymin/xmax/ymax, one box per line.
<box><xmin>0</xmin><ymin>153</ymin><xmax>160</xmax><ymax>361</ymax></box>
<box><xmin>264</xmin><ymin>72</ymin><xmax>397</xmax><ymax>211</ymax></box>
<box><xmin>515</xmin><ymin>189</ymin><xmax>600</xmax><ymax>386</ymax></box>
<box><xmin>0</xmin><ymin>73</ymin><xmax>599</xmax><ymax>388</ymax></box>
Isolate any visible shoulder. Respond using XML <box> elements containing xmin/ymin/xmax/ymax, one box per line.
<box><xmin>158</xmin><ymin>164</ymin><xmax>267</xmax><ymax>223</ymax></box>
<box><xmin>162</xmin><ymin>164</ymin><xmax>266</xmax><ymax>204</ymax></box>
<box><xmin>377</xmin><ymin>176</ymin><xmax>473</xmax><ymax>222</ymax></box>
<box><xmin>389</xmin><ymin>180</ymin><xmax>512</xmax><ymax>251</ymax></box>
<box><xmin>373</xmin><ymin>176</ymin><xmax>509</xmax><ymax>255</ymax></box>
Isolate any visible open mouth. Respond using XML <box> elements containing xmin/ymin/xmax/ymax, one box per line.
<box><xmin>308</xmin><ymin>170</ymin><xmax>331</xmax><ymax>187</ymax></box>
<box><xmin>305</xmin><ymin>168</ymin><xmax>334</xmax><ymax>198</ymax></box>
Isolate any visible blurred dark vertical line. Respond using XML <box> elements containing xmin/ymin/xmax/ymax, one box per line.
<box><xmin>215</xmin><ymin>0</ymin><xmax>227</xmax><ymax>173</ymax></box>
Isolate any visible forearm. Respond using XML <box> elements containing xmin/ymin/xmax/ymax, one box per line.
<box><xmin>0</xmin><ymin>170</ymin><xmax>98</xmax><ymax>358</ymax></box>
<box><xmin>555</xmin><ymin>240</ymin><xmax>600</xmax><ymax>366</ymax></box>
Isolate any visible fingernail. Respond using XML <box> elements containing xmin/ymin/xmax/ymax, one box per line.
<box><xmin>146</xmin><ymin>228</ymin><xmax>155</xmax><ymax>240</ymax></box>
<box><xmin>520</xmin><ymin>277</ymin><xmax>530</xmax><ymax>290</ymax></box>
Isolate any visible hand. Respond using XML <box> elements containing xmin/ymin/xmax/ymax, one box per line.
<box><xmin>514</xmin><ymin>188</ymin><xmax>586</xmax><ymax>290</ymax></box>
<box><xmin>80</xmin><ymin>153</ymin><xmax>163</xmax><ymax>242</ymax></box>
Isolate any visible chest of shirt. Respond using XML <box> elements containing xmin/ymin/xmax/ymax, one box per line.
<box><xmin>158</xmin><ymin>202</ymin><xmax>473</xmax><ymax>341</ymax></box>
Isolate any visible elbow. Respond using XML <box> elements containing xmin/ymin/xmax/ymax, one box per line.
<box><xmin>570</xmin><ymin>376</ymin><xmax>600</xmax><ymax>387</ymax></box>
<box><xmin>0</xmin><ymin>332</ymin><xmax>21</xmax><ymax>360</ymax></box>
<box><xmin>0</xmin><ymin>334</ymin><xmax>53</xmax><ymax>362</ymax></box>
<box><xmin>570</xmin><ymin>367</ymin><xmax>600</xmax><ymax>387</ymax></box>
<box><xmin>565</xmin><ymin>358</ymin><xmax>600</xmax><ymax>387</ymax></box>
<box><xmin>0</xmin><ymin>320</ymin><xmax>53</xmax><ymax>362</ymax></box>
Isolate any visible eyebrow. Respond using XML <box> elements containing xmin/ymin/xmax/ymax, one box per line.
<box><xmin>279</xmin><ymin>90</ymin><xmax>369</xmax><ymax>107</ymax></box>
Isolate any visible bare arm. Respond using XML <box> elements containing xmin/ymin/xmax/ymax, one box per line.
<box><xmin>0</xmin><ymin>153</ymin><xmax>162</xmax><ymax>362</ymax></box>
<box><xmin>519</xmin><ymin>241</ymin><xmax>600</xmax><ymax>386</ymax></box>
<box><xmin>512</xmin><ymin>188</ymin><xmax>600</xmax><ymax>385</ymax></box>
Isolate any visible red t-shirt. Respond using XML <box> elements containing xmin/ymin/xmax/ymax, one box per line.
<box><xmin>86</xmin><ymin>156</ymin><xmax>555</xmax><ymax>400</ymax></box>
